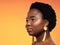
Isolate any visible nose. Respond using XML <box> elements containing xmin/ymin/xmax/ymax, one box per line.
<box><xmin>26</xmin><ymin>21</ymin><xmax>31</xmax><ymax>27</ymax></box>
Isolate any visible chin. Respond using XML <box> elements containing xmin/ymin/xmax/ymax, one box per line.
<box><xmin>27</xmin><ymin>31</ymin><xmax>36</xmax><ymax>36</ymax></box>
<box><xmin>28</xmin><ymin>33</ymin><xmax>36</xmax><ymax>36</ymax></box>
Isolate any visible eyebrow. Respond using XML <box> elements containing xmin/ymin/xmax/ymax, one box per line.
<box><xmin>26</xmin><ymin>16</ymin><xmax>36</xmax><ymax>19</ymax></box>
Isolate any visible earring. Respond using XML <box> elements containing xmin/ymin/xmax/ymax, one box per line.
<box><xmin>42</xmin><ymin>26</ymin><xmax>47</xmax><ymax>41</ymax></box>
<box><xmin>32</xmin><ymin>36</ymin><xmax>34</xmax><ymax>43</ymax></box>
<box><xmin>44</xmin><ymin>26</ymin><xmax>47</xmax><ymax>31</ymax></box>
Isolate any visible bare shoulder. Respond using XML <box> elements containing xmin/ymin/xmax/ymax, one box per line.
<box><xmin>50</xmin><ymin>38</ymin><xmax>56</xmax><ymax>45</ymax></box>
<box><xmin>44</xmin><ymin>37</ymin><xmax>56</xmax><ymax>45</ymax></box>
<box><xmin>32</xmin><ymin>38</ymin><xmax>56</xmax><ymax>45</ymax></box>
<box><xmin>32</xmin><ymin>42</ymin><xmax>36</xmax><ymax>45</ymax></box>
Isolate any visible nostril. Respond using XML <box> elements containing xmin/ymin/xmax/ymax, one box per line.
<box><xmin>26</xmin><ymin>22</ymin><xmax>31</xmax><ymax>28</ymax></box>
<box><xmin>27</xmin><ymin>22</ymin><xmax>31</xmax><ymax>26</ymax></box>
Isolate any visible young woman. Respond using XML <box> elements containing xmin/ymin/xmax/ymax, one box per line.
<box><xmin>25</xmin><ymin>2</ymin><xmax>56</xmax><ymax>45</ymax></box>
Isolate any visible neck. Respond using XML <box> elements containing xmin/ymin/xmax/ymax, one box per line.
<box><xmin>35</xmin><ymin>30</ymin><xmax>50</xmax><ymax>42</ymax></box>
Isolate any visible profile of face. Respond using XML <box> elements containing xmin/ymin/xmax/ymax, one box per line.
<box><xmin>26</xmin><ymin>9</ymin><xmax>48</xmax><ymax>36</ymax></box>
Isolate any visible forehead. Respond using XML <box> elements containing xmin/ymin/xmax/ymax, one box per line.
<box><xmin>27</xmin><ymin>9</ymin><xmax>43</xmax><ymax>18</ymax></box>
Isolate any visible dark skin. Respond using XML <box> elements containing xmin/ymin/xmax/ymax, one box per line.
<box><xmin>26</xmin><ymin>9</ymin><xmax>56</xmax><ymax>45</ymax></box>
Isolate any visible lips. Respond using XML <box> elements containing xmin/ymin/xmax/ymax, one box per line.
<box><xmin>27</xmin><ymin>28</ymin><xmax>33</xmax><ymax>35</ymax></box>
<box><xmin>27</xmin><ymin>28</ymin><xmax>32</xmax><ymax>31</ymax></box>
<box><xmin>26</xmin><ymin>27</ymin><xmax>32</xmax><ymax>32</ymax></box>
<box><xmin>26</xmin><ymin>27</ymin><xmax>34</xmax><ymax>35</ymax></box>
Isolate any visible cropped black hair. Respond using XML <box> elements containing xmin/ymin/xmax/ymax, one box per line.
<box><xmin>30</xmin><ymin>2</ymin><xmax>56</xmax><ymax>32</ymax></box>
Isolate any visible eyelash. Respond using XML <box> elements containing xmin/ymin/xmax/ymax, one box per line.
<box><xmin>26</xmin><ymin>19</ymin><xmax>28</xmax><ymax>22</ymax></box>
<box><xmin>26</xmin><ymin>18</ymin><xmax>36</xmax><ymax>22</ymax></box>
<box><xmin>31</xmin><ymin>18</ymin><xmax>35</xmax><ymax>21</ymax></box>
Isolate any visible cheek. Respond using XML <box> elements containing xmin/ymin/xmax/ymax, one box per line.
<box><xmin>34</xmin><ymin>19</ymin><xmax>42</xmax><ymax>26</ymax></box>
<box><xmin>33</xmin><ymin>19</ymin><xmax>44</xmax><ymax>33</ymax></box>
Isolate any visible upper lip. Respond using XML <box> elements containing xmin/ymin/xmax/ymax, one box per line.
<box><xmin>26</xmin><ymin>27</ymin><xmax>32</xmax><ymax>31</ymax></box>
<box><xmin>27</xmin><ymin>28</ymin><xmax>32</xmax><ymax>30</ymax></box>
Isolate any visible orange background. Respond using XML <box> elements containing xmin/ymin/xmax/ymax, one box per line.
<box><xmin>0</xmin><ymin>0</ymin><xmax>60</xmax><ymax>45</ymax></box>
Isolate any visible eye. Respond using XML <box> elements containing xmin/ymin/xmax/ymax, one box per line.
<box><xmin>31</xmin><ymin>18</ymin><xmax>36</xmax><ymax>21</ymax></box>
<box><xmin>26</xmin><ymin>19</ymin><xmax>28</xmax><ymax>22</ymax></box>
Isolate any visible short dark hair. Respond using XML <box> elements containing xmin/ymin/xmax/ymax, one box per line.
<box><xmin>30</xmin><ymin>2</ymin><xmax>57</xmax><ymax>32</ymax></box>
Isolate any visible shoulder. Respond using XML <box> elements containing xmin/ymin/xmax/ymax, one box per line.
<box><xmin>44</xmin><ymin>37</ymin><xmax>56</xmax><ymax>45</ymax></box>
<box><xmin>32</xmin><ymin>42</ymin><xmax>36</xmax><ymax>45</ymax></box>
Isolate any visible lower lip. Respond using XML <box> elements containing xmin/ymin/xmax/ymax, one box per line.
<box><xmin>27</xmin><ymin>31</ymin><xmax>31</xmax><ymax>33</ymax></box>
<box><xmin>27</xmin><ymin>31</ymin><xmax>33</xmax><ymax>35</ymax></box>
<box><xmin>27</xmin><ymin>29</ymin><xmax>32</xmax><ymax>32</ymax></box>
<box><xmin>26</xmin><ymin>28</ymin><xmax>33</xmax><ymax>34</ymax></box>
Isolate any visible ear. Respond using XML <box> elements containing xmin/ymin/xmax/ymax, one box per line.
<box><xmin>44</xmin><ymin>19</ymin><xmax>49</xmax><ymax>26</ymax></box>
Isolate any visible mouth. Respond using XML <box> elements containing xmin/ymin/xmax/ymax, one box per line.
<box><xmin>26</xmin><ymin>28</ymin><xmax>33</xmax><ymax>35</ymax></box>
<box><xmin>27</xmin><ymin>28</ymin><xmax>32</xmax><ymax>32</ymax></box>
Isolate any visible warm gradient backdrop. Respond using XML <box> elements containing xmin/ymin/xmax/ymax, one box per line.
<box><xmin>0</xmin><ymin>0</ymin><xmax>60</xmax><ymax>45</ymax></box>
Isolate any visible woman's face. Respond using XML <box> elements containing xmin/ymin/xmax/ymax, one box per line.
<box><xmin>26</xmin><ymin>9</ymin><xmax>46</xmax><ymax>36</ymax></box>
